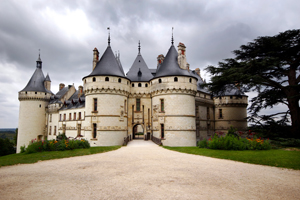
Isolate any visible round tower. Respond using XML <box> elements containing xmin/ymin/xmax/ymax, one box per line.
<box><xmin>214</xmin><ymin>87</ymin><xmax>248</xmax><ymax>132</ymax></box>
<box><xmin>82</xmin><ymin>35</ymin><xmax>130</xmax><ymax>146</ymax></box>
<box><xmin>150</xmin><ymin>39</ymin><xmax>198</xmax><ymax>146</ymax></box>
<box><xmin>17</xmin><ymin>54</ymin><xmax>52</xmax><ymax>153</ymax></box>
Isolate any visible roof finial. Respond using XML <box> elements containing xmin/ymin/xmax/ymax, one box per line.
<box><xmin>37</xmin><ymin>49</ymin><xmax>42</xmax><ymax>62</ymax></box>
<box><xmin>171</xmin><ymin>27</ymin><xmax>174</xmax><ymax>45</ymax></box>
<box><xmin>138</xmin><ymin>40</ymin><xmax>141</xmax><ymax>55</ymax></box>
<box><xmin>107</xmin><ymin>27</ymin><xmax>110</xmax><ymax>46</ymax></box>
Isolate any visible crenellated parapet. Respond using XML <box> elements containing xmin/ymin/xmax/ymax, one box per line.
<box><xmin>18</xmin><ymin>91</ymin><xmax>51</xmax><ymax>101</ymax></box>
<box><xmin>214</xmin><ymin>95</ymin><xmax>248</xmax><ymax>107</ymax></box>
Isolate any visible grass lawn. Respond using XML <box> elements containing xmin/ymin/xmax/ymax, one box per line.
<box><xmin>0</xmin><ymin>146</ymin><xmax>121</xmax><ymax>167</ymax></box>
<box><xmin>163</xmin><ymin>147</ymin><xmax>300</xmax><ymax>170</ymax></box>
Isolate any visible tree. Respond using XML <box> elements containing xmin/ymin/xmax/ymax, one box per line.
<box><xmin>205</xmin><ymin>29</ymin><xmax>300</xmax><ymax>138</ymax></box>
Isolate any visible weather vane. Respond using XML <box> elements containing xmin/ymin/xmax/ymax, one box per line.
<box><xmin>107</xmin><ymin>27</ymin><xmax>110</xmax><ymax>46</ymax></box>
<box><xmin>171</xmin><ymin>27</ymin><xmax>174</xmax><ymax>45</ymax></box>
<box><xmin>138</xmin><ymin>40</ymin><xmax>141</xmax><ymax>55</ymax></box>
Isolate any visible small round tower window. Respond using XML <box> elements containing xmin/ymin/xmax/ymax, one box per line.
<box><xmin>25</xmin><ymin>92</ymin><xmax>27</xmax><ymax>94</ymax></box>
<box><xmin>39</xmin><ymin>104</ymin><xmax>41</xmax><ymax>107</ymax></box>
<box><xmin>35</xmin><ymin>92</ymin><xmax>37</xmax><ymax>94</ymax></box>
<box><xmin>174</xmin><ymin>77</ymin><xmax>178</xmax><ymax>82</ymax></box>
<box><xmin>132</xmin><ymin>83</ymin><xmax>134</xmax><ymax>87</ymax></box>
<box><xmin>118</xmin><ymin>78</ymin><xmax>121</xmax><ymax>83</ymax></box>
<box><xmin>105</xmin><ymin>77</ymin><xmax>109</xmax><ymax>82</ymax></box>
<box><xmin>159</xmin><ymin>79</ymin><xmax>162</xmax><ymax>83</ymax></box>
<box><xmin>93</xmin><ymin>77</ymin><xmax>96</xmax><ymax>82</ymax></box>
<box><xmin>145</xmin><ymin>83</ymin><xmax>148</xmax><ymax>87</ymax></box>
<box><xmin>138</xmin><ymin>83</ymin><xmax>142</xmax><ymax>87</ymax></box>
<box><xmin>189</xmin><ymin>78</ymin><xmax>192</xmax><ymax>83</ymax></box>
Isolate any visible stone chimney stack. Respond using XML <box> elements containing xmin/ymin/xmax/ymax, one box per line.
<box><xmin>59</xmin><ymin>83</ymin><xmax>65</xmax><ymax>91</ymax></box>
<box><xmin>157</xmin><ymin>54</ymin><xmax>165</xmax><ymax>68</ymax></box>
<box><xmin>195</xmin><ymin>68</ymin><xmax>200</xmax><ymax>76</ymax></box>
<box><xmin>78</xmin><ymin>86</ymin><xmax>83</xmax><ymax>98</ymax></box>
<box><xmin>178</xmin><ymin>42</ymin><xmax>188</xmax><ymax>70</ymax></box>
<box><xmin>93</xmin><ymin>47</ymin><xmax>99</xmax><ymax>70</ymax></box>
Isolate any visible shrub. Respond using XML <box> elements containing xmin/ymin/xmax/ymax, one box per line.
<box><xmin>0</xmin><ymin>138</ymin><xmax>15</xmax><ymax>156</ymax></box>
<box><xmin>198</xmin><ymin>139</ymin><xmax>208</xmax><ymax>148</ymax></box>
<box><xmin>23</xmin><ymin>138</ymin><xmax>90</xmax><ymax>153</ymax></box>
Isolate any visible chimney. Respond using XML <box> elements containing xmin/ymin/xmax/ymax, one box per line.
<box><xmin>178</xmin><ymin>42</ymin><xmax>188</xmax><ymax>70</ymax></box>
<box><xmin>195</xmin><ymin>68</ymin><xmax>200</xmax><ymax>76</ymax></box>
<box><xmin>59</xmin><ymin>83</ymin><xmax>65</xmax><ymax>91</ymax></box>
<box><xmin>93</xmin><ymin>47</ymin><xmax>99</xmax><ymax>70</ymax></box>
<box><xmin>78</xmin><ymin>86</ymin><xmax>83</xmax><ymax>98</ymax></box>
<box><xmin>157</xmin><ymin>54</ymin><xmax>165</xmax><ymax>68</ymax></box>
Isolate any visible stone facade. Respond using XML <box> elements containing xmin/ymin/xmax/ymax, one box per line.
<box><xmin>17</xmin><ymin>40</ymin><xmax>248</xmax><ymax>153</ymax></box>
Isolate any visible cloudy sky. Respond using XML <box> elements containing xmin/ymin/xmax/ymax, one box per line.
<box><xmin>0</xmin><ymin>0</ymin><xmax>299</xmax><ymax>128</ymax></box>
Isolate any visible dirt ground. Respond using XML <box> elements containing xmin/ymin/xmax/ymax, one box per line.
<box><xmin>0</xmin><ymin>140</ymin><xmax>300</xmax><ymax>200</ymax></box>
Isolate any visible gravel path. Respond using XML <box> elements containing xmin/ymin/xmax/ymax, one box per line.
<box><xmin>0</xmin><ymin>140</ymin><xmax>299</xmax><ymax>200</ymax></box>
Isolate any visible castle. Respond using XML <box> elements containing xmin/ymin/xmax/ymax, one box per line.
<box><xmin>17</xmin><ymin>35</ymin><xmax>248</xmax><ymax>153</ymax></box>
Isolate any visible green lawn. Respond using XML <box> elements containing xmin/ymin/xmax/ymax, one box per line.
<box><xmin>0</xmin><ymin>146</ymin><xmax>121</xmax><ymax>167</ymax></box>
<box><xmin>163</xmin><ymin>147</ymin><xmax>300</xmax><ymax>170</ymax></box>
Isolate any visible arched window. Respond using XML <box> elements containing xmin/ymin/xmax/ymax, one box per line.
<box><xmin>93</xmin><ymin>77</ymin><xmax>96</xmax><ymax>82</ymax></box>
<box><xmin>105</xmin><ymin>77</ymin><xmax>109</xmax><ymax>82</ymax></box>
<box><xmin>132</xmin><ymin>83</ymin><xmax>134</xmax><ymax>87</ymax></box>
<box><xmin>174</xmin><ymin>77</ymin><xmax>178</xmax><ymax>82</ymax></box>
<box><xmin>159</xmin><ymin>79</ymin><xmax>162</xmax><ymax>83</ymax></box>
<box><xmin>138</xmin><ymin>83</ymin><xmax>142</xmax><ymax>87</ymax></box>
<box><xmin>118</xmin><ymin>78</ymin><xmax>121</xmax><ymax>83</ymax></box>
<box><xmin>145</xmin><ymin>83</ymin><xmax>148</xmax><ymax>87</ymax></box>
<box><xmin>189</xmin><ymin>78</ymin><xmax>192</xmax><ymax>83</ymax></box>
<box><xmin>85</xmin><ymin>80</ymin><xmax>86</xmax><ymax>83</ymax></box>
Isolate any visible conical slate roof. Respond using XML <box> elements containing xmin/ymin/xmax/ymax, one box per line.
<box><xmin>83</xmin><ymin>45</ymin><xmax>126</xmax><ymax>79</ymax></box>
<box><xmin>20</xmin><ymin>56</ymin><xmax>52</xmax><ymax>93</ymax></box>
<box><xmin>126</xmin><ymin>54</ymin><xmax>153</xmax><ymax>82</ymax></box>
<box><xmin>45</xmin><ymin>74</ymin><xmax>51</xmax><ymax>81</ymax></box>
<box><xmin>153</xmin><ymin>45</ymin><xmax>193</xmax><ymax>79</ymax></box>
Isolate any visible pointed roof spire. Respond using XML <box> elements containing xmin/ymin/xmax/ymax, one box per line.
<box><xmin>171</xmin><ymin>27</ymin><xmax>174</xmax><ymax>45</ymax></box>
<box><xmin>138</xmin><ymin>40</ymin><xmax>141</xmax><ymax>55</ymax></box>
<box><xmin>107</xmin><ymin>27</ymin><xmax>110</xmax><ymax>46</ymax></box>
<box><xmin>36</xmin><ymin>49</ymin><xmax>42</xmax><ymax>69</ymax></box>
<box><xmin>45</xmin><ymin>73</ymin><xmax>51</xmax><ymax>82</ymax></box>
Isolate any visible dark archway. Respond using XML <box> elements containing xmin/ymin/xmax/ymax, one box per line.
<box><xmin>132</xmin><ymin>124</ymin><xmax>144</xmax><ymax>139</ymax></box>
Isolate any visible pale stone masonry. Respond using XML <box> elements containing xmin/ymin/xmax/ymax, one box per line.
<box><xmin>17</xmin><ymin>37</ymin><xmax>248</xmax><ymax>153</ymax></box>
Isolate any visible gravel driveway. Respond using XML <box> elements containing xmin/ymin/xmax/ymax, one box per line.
<box><xmin>0</xmin><ymin>140</ymin><xmax>299</xmax><ymax>200</ymax></box>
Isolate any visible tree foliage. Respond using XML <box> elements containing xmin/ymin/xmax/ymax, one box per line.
<box><xmin>205</xmin><ymin>29</ymin><xmax>300</xmax><ymax>138</ymax></box>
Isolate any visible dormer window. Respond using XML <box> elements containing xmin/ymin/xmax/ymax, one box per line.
<box><xmin>174</xmin><ymin>77</ymin><xmax>178</xmax><ymax>82</ymax></box>
<box><xmin>93</xmin><ymin>77</ymin><xmax>96</xmax><ymax>82</ymax></box>
<box><xmin>105</xmin><ymin>77</ymin><xmax>109</xmax><ymax>82</ymax></box>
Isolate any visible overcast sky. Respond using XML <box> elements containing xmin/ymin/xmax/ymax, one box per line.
<box><xmin>0</xmin><ymin>0</ymin><xmax>299</xmax><ymax>128</ymax></box>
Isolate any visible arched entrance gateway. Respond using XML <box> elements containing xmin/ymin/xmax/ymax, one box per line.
<box><xmin>132</xmin><ymin>124</ymin><xmax>144</xmax><ymax>139</ymax></box>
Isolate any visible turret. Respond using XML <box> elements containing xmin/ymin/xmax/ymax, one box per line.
<box><xmin>150</xmin><ymin>33</ymin><xmax>197</xmax><ymax>146</ymax></box>
<box><xmin>17</xmin><ymin>53</ymin><xmax>52</xmax><ymax>153</ymax></box>
<box><xmin>44</xmin><ymin>74</ymin><xmax>51</xmax><ymax>91</ymax></box>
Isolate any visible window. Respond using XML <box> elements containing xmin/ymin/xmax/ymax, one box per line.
<box><xmin>138</xmin><ymin>83</ymin><xmax>142</xmax><ymax>87</ymax></box>
<box><xmin>159</xmin><ymin>79</ymin><xmax>162</xmax><ymax>83</ymax></box>
<box><xmin>174</xmin><ymin>77</ymin><xmax>178</xmax><ymax>82</ymax></box>
<box><xmin>50</xmin><ymin>114</ymin><xmax>52</xmax><ymax>122</ymax></box>
<box><xmin>49</xmin><ymin>126</ymin><xmax>52</xmax><ymax>135</ymax></box>
<box><xmin>69</xmin><ymin>113</ymin><xmax>72</xmax><ymax>120</ymax></box>
<box><xmin>160</xmin><ymin>99</ymin><xmax>164</xmax><ymax>112</ymax></box>
<box><xmin>63</xmin><ymin>114</ymin><xmax>66</xmax><ymax>121</ymax></box>
<box><xmin>219</xmin><ymin>109</ymin><xmax>223</xmax><ymax>119</ymax></box>
<box><xmin>230</xmin><ymin>96</ymin><xmax>233</xmax><ymax>99</ymax></box>
<box><xmin>93</xmin><ymin>123</ymin><xmax>97</xmax><ymax>138</ymax></box>
<box><xmin>132</xmin><ymin>83</ymin><xmax>134</xmax><ymax>87</ymax></box>
<box><xmin>60</xmin><ymin>114</ymin><xmax>62</xmax><ymax>121</ymax></box>
<box><xmin>145</xmin><ymin>83</ymin><xmax>148</xmax><ymax>87</ymax></box>
<box><xmin>136</xmin><ymin>99</ymin><xmax>140</xmax><ymax>111</ymax></box>
<box><xmin>118</xmin><ymin>78</ymin><xmax>121</xmax><ymax>83</ymax></box>
<box><xmin>74</xmin><ymin>113</ymin><xmax>76</xmax><ymax>120</ymax></box>
<box><xmin>189</xmin><ymin>78</ymin><xmax>192</xmax><ymax>83</ymax></box>
<box><xmin>124</xmin><ymin>100</ymin><xmax>127</xmax><ymax>113</ymax></box>
<box><xmin>39</xmin><ymin>104</ymin><xmax>41</xmax><ymax>108</ymax></box>
<box><xmin>25</xmin><ymin>92</ymin><xmax>27</xmax><ymax>94</ymax></box>
<box><xmin>79</xmin><ymin>112</ymin><xmax>81</xmax><ymax>120</ymax></box>
<box><xmin>54</xmin><ymin>126</ymin><xmax>57</xmax><ymax>135</ymax></box>
<box><xmin>77</xmin><ymin>124</ymin><xmax>81</xmax><ymax>136</ymax></box>
<box><xmin>93</xmin><ymin>77</ymin><xmax>96</xmax><ymax>82</ymax></box>
<box><xmin>35</xmin><ymin>92</ymin><xmax>37</xmax><ymax>94</ymax></box>
<box><xmin>105</xmin><ymin>77</ymin><xmax>109</xmax><ymax>81</ymax></box>
<box><xmin>93</xmin><ymin>98</ymin><xmax>97</xmax><ymax>112</ymax></box>
<box><xmin>207</xmin><ymin>107</ymin><xmax>210</xmax><ymax>119</ymax></box>
<box><xmin>161</xmin><ymin>124</ymin><xmax>164</xmax><ymax>138</ymax></box>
